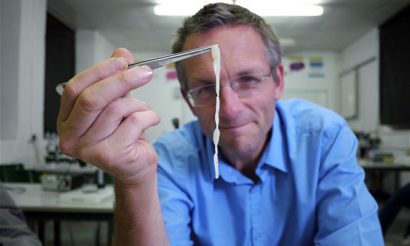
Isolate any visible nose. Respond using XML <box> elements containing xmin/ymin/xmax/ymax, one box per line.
<box><xmin>218</xmin><ymin>84</ymin><xmax>242</xmax><ymax>119</ymax></box>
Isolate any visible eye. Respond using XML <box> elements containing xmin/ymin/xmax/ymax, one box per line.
<box><xmin>194</xmin><ymin>85</ymin><xmax>215</xmax><ymax>98</ymax></box>
<box><xmin>237</xmin><ymin>75</ymin><xmax>261</xmax><ymax>85</ymax></box>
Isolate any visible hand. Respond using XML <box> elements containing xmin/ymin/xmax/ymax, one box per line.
<box><xmin>57</xmin><ymin>48</ymin><xmax>161</xmax><ymax>185</ymax></box>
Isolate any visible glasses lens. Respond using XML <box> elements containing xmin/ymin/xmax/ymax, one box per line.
<box><xmin>232</xmin><ymin>73</ymin><xmax>271</xmax><ymax>91</ymax></box>
<box><xmin>187</xmin><ymin>72</ymin><xmax>271</xmax><ymax>107</ymax></box>
<box><xmin>188</xmin><ymin>84</ymin><xmax>216</xmax><ymax>107</ymax></box>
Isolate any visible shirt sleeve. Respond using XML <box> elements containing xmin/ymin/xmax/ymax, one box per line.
<box><xmin>314</xmin><ymin>123</ymin><xmax>383</xmax><ymax>246</ymax></box>
<box><xmin>157</xmin><ymin>165</ymin><xmax>195</xmax><ymax>246</ymax></box>
<box><xmin>155</xmin><ymin>136</ymin><xmax>196</xmax><ymax>246</ymax></box>
<box><xmin>0</xmin><ymin>183</ymin><xmax>42</xmax><ymax>246</ymax></box>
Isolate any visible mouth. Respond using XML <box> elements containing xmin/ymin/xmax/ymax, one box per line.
<box><xmin>219</xmin><ymin>122</ymin><xmax>248</xmax><ymax>132</ymax></box>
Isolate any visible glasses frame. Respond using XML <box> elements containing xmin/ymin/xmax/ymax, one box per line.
<box><xmin>186</xmin><ymin>72</ymin><xmax>272</xmax><ymax>107</ymax></box>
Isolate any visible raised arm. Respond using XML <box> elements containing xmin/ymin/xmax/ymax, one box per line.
<box><xmin>57</xmin><ymin>48</ymin><xmax>169</xmax><ymax>245</ymax></box>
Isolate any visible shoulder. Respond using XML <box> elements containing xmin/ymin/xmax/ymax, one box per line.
<box><xmin>154</xmin><ymin>120</ymin><xmax>203</xmax><ymax>155</ymax></box>
<box><xmin>277</xmin><ymin>99</ymin><xmax>347</xmax><ymax>138</ymax></box>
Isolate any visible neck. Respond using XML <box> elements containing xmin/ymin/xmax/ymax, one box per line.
<box><xmin>221</xmin><ymin>151</ymin><xmax>260</xmax><ymax>182</ymax></box>
<box><xmin>237</xmin><ymin>162</ymin><xmax>260</xmax><ymax>182</ymax></box>
<box><xmin>219</xmin><ymin>128</ymin><xmax>272</xmax><ymax>182</ymax></box>
<box><xmin>219</xmin><ymin>146</ymin><xmax>265</xmax><ymax>183</ymax></box>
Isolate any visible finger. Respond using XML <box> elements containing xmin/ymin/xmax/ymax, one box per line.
<box><xmin>63</xmin><ymin>65</ymin><xmax>153</xmax><ymax>138</ymax></box>
<box><xmin>81</xmin><ymin>97</ymin><xmax>151</xmax><ymax>144</ymax></box>
<box><xmin>58</xmin><ymin>56</ymin><xmax>128</xmax><ymax>122</ymax></box>
<box><xmin>59</xmin><ymin>47</ymin><xmax>134</xmax><ymax>122</ymax></box>
<box><xmin>109</xmin><ymin>110</ymin><xmax>160</xmax><ymax>148</ymax></box>
<box><xmin>111</xmin><ymin>49</ymin><xmax>146</xmax><ymax>97</ymax></box>
<box><xmin>111</xmin><ymin>48</ymin><xmax>133</xmax><ymax>64</ymax></box>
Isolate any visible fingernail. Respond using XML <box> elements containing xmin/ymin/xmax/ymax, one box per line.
<box><xmin>126</xmin><ymin>65</ymin><xmax>153</xmax><ymax>82</ymax></box>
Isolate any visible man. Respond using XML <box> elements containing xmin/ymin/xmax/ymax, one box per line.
<box><xmin>379</xmin><ymin>182</ymin><xmax>410</xmax><ymax>238</ymax></box>
<box><xmin>0</xmin><ymin>182</ymin><xmax>42</xmax><ymax>246</ymax></box>
<box><xmin>57</xmin><ymin>3</ymin><xmax>383</xmax><ymax>245</ymax></box>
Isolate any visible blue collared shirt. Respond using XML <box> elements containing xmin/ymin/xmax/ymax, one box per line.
<box><xmin>155</xmin><ymin>99</ymin><xmax>383</xmax><ymax>246</ymax></box>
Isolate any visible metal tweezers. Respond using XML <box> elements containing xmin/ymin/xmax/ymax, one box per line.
<box><xmin>55</xmin><ymin>45</ymin><xmax>215</xmax><ymax>95</ymax></box>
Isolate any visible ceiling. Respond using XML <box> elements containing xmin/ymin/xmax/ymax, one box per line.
<box><xmin>48</xmin><ymin>0</ymin><xmax>410</xmax><ymax>55</ymax></box>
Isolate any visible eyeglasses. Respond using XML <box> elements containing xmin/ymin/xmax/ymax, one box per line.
<box><xmin>186</xmin><ymin>72</ymin><xmax>272</xmax><ymax>107</ymax></box>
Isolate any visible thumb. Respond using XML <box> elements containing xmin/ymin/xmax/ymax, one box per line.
<box><xmin>112</xmin><ymin>48</ymin><xmax>134</xmax><ymax>64</ymax></box>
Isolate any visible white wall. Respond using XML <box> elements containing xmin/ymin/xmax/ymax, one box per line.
<box><xmin>75</xmin><ymin>33</ymin><xmax>193</xmax><ymax>143</ymax></box>
<box><xmin>1</xmin><ymin>1</ymin><xmax>408</xmax><ymax>171</ymax></box>
<box><xmin>340</xmin><ymin>29</ymin><xmax>379</xmax><ymax>133</ymax></box>
<box><xmin>77</xmin><ymin>43</ymin><xmax>194</xmax><ymax>143</ymax></box>
<box><xmin>341</xmin><ymin>29</ymin><xmax>410</xmax><ymax>151</ymax></box>
<box><xmin>282</xmin><ymin>52</ymin><xmax>339</xmax><ymax>111</ymax></box>
<box><xmin>1</xmin><ymin>0</ymin><xmax>21</xmax><ymax>141</ymax></box>
<box><xmin>340</xmin><ymin>28</ymin><xmax>410</xmax><ymax>185</ymax></box>
<box><xmin>129</xmin><ymin>53</ymin><xmax>195</xmax><ymax>142</ymax></box>
<box><xmin>0</xmin><ymin>0</ymin><xmax>46</xmax><ymax>167</ymax></box>
<box><xmin>135</xmin><ymin>51</ymin><xmax>343</xmax><ymax>143</ymax></box>
<box><xmin>0</xmin><ymin>1</ymin><xmax>118</xmax><ymax>167</ymax></box>
<box><xmin>76</xmin><ymin>30</ymin><xmax>115</xmax><ymax>73</ymax></box>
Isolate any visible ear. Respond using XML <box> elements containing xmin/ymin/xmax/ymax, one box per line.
<box><xmin>180</xmin><ymin>88</ymin><xmax>198</xmax><ymax>117</ymax></box>
<box><xmin>273</xmin><ymin>64</ymin><xmax>285</xmax><ymax>100</ymax></box>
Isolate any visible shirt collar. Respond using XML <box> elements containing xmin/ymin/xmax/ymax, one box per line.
<box><xmin>207</xmin><ymin>107</ymin><xmax>288</xmax><ymax>183</ymax></box>
<box><xmin>258</xmin><ymin>109</ymin><xmax>288</xmax><ymax>173</ymax></box>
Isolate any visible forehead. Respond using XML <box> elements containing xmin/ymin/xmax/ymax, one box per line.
<box><xmin>181</xmin><ymin>24</ymin><xmax>269</xmax><ymax>82</ymax></box>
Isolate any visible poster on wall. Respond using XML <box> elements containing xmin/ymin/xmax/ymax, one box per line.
<box><xmin>283</xmin><ymin>55</ymin><xmax>327</xmax><ymax>79</ymax></box>
<box><xmin>288</xmin><ymin>56</ymin><xmax>305</xmax><ymax>72</ymax></box>
<box><xmin>166</xmin><ymin>63</ymin><xmax>178</xmax><ymax>81</ymax></box>
<box><xmin>308</xmin><ymin>56</ymin><xmax>325</xmax><ymax>78</ymax></box>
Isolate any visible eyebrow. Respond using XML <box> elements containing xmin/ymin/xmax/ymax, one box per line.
<box><xmin>235</xmin><ymin>67</ymin><xmax>264</xmax><ymax>76</ymax></box>
<box><xmin>189</xmin><ymin>76</ymin><xmax>216</xmax><ymax>88</ymax></box>
<box><xmin>189</xmin><ymin>67</ymin><xmax>267</xmax><ymax>87</ymax></box>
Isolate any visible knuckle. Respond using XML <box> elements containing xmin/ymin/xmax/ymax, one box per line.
<box><xmin>139</xmin><ymin>100</ymin><xmax>151</xmax><ymax>110</ymax></box>
<box><xmin>145</xmin><ymin>147</ymin><xmax>159</xmax><ymax>166</ymax></box>
<box><xmin>146</xmin><ymin>111</ymin><xmax>161</xmax><ymax>125</ymax></box>
<box><xmin>63</xmin><ymin>79</ymin><xmax>78</xmax><ymax>98</ymax></box>
<box><xmin>153</xmin><ymin>112</ymin><xmax>161</xmax><ymax>123</ymax></box>
<box><xmin>128</xmin><ymin>112</ymin><xmax>143</xmax><ymax>125</ymax></box>
<box><xmin>118</xmin><ymin>70</ymin><xmax>133</xmax><ymax>88</ymax></box>
<box><xmin>59</xmin><ymin>138</ymin><xmax>75</xmax><ymax>157</ymax></box>
<box><xmin>105</xmin><ymin>100</ymin><xmax>123</xmax><ymax>115</ymax></box>
<box><xmin>94</xmin><ymin>63</ymin><xmax>113</xmax><ymax>80</ymax></box>
<box><xmin>77</xmin><ymin>91</ymin><xmax>102</xmax><ymax>112</ymax></box>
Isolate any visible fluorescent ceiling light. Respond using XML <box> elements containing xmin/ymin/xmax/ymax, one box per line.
<box><xmin>280</xmin><ymin>38</ymin><xmax>296</xmax><ymax>47</ymax></box>
<box><xmin>237</xmin><ymin>1</ymin><xmax>323</xmax><ymax>16</ymax></box>
<box><xmin>154</xmin><ymin>4</ymin><xmax>206</xmax><ymax>16</ymax></box>
<box><xmin>154</xmin><ymin>1</ymin><xmax>323</xmax><ymax>17</ymax></box>
<box><xmin>250</xmin><ymin>5</ymin><xmax>323</xmax><ymax>16</ymax></box>
<box><xmin>237</xmin><ymin>0</ymin><xmax>322</xmax><ymax>4</ymax></box>
<box><xmin>154</xmin><ymin>1</ymin><xmax>232</xmax><ymax>16</ymax></box>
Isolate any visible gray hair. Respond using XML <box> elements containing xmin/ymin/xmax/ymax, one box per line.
<box><xmin>172</xmin><ymin>2</ymin><xmax>282</xmax><ymax>91</ymax></box>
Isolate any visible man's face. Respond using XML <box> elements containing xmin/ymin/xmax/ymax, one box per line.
<box><xmin>181</xmin><ymin>24</ymin><xmax>284</xmax><ymax>159</ymax></box>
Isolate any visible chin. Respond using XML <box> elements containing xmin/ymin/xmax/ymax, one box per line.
<box><xmin>219</xmin><ymin>135</ymin><xmax>252</xmax><ymax>152</ymax></box>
